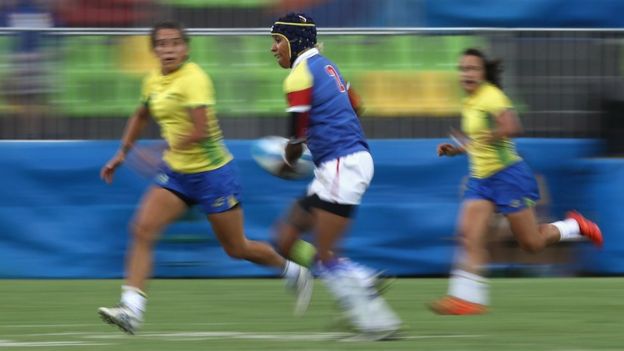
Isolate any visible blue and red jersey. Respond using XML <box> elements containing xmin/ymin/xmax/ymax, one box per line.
<box><xmin>283</xmin><ymin>48</ymin><xmax>368</xmax><ymax>165</ymax></box>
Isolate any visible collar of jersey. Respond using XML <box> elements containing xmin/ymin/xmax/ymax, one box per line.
<box><xmin>464</xmin><ymin>81</ymin><xmax>491</xmax><ymax>104</ymax></box>
<box><xmin>159</xmin><ymin>61</ymin><xmax>189</xmax><ymax>79</ymax></box>
<box><xmin>292</xmin><ymin>48</ymin><xmax>319</xmax><ymax>69</ymax></box>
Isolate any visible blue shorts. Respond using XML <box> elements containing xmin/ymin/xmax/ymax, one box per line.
<box><xmin>464</xmin><ymin>161</ymin><xmax>540</xmax><ymax>214</ymax></box>
<box><xmin>154</xmin><ymin>161</ymin><xmax>242</xmax><ymax>214</ymax></box>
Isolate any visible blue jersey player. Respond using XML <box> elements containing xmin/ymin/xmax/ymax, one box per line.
<box><xmin>270</xmin><ymin>13</ymin><xmax>401</xmax><ymax>339</ymax></box>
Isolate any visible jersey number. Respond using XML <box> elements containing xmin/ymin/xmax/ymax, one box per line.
<box><xmin>325</xmin><ymin>65</ymin><xmax>346</xmax><ymax>93</ymax></box>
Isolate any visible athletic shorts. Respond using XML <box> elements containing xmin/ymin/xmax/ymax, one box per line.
<box><xmin>463</xmin><ymin>161</ymin><xmax>540</xmax><ymax>214</ymax></box>
<box><xmin>154</xmin><ymin>161</ymin><xmax>241</xmax><ymax>214</ymax></box>
<box><xmin>307</xmin><ymin>150</ymin><xmax>374</xmax><ymax>205</ymax></box>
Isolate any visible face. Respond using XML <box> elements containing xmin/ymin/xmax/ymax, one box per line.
<box><xmin>153</xmin><ymin>28</ymin><xmax>188</xmax><ymax>74</ymax></box>
<box><xmin>458</xmin><ymin>54</ymin><xmax>485</xmax><ymax>93</ymax></box>
<box><xmin>271</xmin><ymin>35</ymin><xmax>291</xmax><ymax>69</ymax></box>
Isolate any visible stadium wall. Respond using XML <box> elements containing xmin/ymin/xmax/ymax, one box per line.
<box><xmin>0</xmin><ymin>139</ymin><xmax>616</xmax><ymax>278</ymax></box>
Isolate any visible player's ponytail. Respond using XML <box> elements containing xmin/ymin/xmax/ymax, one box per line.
<box><xmin>463</xmin><ymin>48</ymin><xmax>503</xmax><ymax>88</ymax></box>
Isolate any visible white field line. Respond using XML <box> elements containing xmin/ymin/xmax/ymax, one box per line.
<box><xmin>0</xmin><ymin>339</ymin><xmax>112</xmax><ymax>348</ymax></box>
<box><xmin>0</xmin><ymin>322</ymin><xmax>232</xmax><ymax>328</ymax></box>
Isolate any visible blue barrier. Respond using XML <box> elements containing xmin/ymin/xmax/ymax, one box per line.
<box><xmin>0</xmin><ymin>139</ymin><xmax>615</xmax><ymax>278</ymax></box>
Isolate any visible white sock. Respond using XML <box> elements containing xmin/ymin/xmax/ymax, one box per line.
<box><xmin>552</xmin><ymin>218</ymin><xmax>582</xmax><ymax>241</ymax></box>
<box><xmin>448</xmin><ymin>269</ymin><xmax>489</xmax><ymax>305</ymax></box>
<box><xmin>282</xmin><ymin>260</ymin><xmax>302</xmax><ymax>281</ymax></box>
<box><xmin>121</xmin><ymin>285</ymin><xmax>147</xmax><ymax>317</ymax></box>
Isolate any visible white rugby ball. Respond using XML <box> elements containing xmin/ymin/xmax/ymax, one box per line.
<box><xmin>251</xmin><ymin>136</ymin><xmax>314</xmax><ymax>179</ymax></box>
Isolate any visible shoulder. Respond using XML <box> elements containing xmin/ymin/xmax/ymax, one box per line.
<box><xmin>142</xmin><ymin>70</ymin><xmax>158</xmax><ymax>85</ymax></box>
<box><xmin>482</xmin><ymin>83</ymin><xmax>509</xmax><ymax>100</ymax></box>
<box><xmin>284</xmin><ymin>59</ymin><xmax>314</xmax><ymax>92</ymax></box>
<box><xmin>182</xmin><ymin>62</ymin><xmax>210</xmax><ymax>80</ymax></box>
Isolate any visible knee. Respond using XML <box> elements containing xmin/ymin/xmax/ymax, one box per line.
<box><xmin>222</xmin><ymin>241</ymin><xmax>248</xmax><ymax>260</ymax></box>
<box><xmin>130</xmin><ymin>221</ymin><xmax>159</xmax><ymax>244</ymax></box>
<box><xmin>518</xmin><ymin>238</ymin><xmax>545</xmax><ymax>253</ymax></box>
<box><xmin>458</xmin><ymin>233</ymin><xmax>481</xmax><ymax>253</ymax></box>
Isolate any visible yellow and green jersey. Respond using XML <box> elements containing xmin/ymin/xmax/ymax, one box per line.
<box><xmin>461</xmin><ymin>82</ymin><xmax>521</xmax><ymax>178</ymax></box>
<box><xmin>140</xmin><ymin>62</ymin><xmax>232</xmax><ymax>173</ymax></box>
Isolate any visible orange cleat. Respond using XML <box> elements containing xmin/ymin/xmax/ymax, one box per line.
<box><xmin>567</xmin><ymin>211</ymin><xmax>603</xmax><ymax>247</ymax></box>
<box><xmin>428</xmin><ymin>296</ymin><xmax>487</xmax><ymax>315</ymax></box>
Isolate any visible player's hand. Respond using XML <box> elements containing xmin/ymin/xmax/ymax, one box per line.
<box><xmin>100</xmin><ymin>151</ymin><xmax>126</xmax><ymax>184</ymax></box>
<box><xmin>276</xmin><ymin>161</ymin><xmax>299</xmax><ymax>180</ymax></box>
<box><xmin>437</xmin><ymin>143</ymin><xmax>461</xmax><ymax>157</ymax></box>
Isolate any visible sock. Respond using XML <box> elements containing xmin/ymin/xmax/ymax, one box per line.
<box><xmin>289</xmin><ymin>240</ymin><xmax>316</xmax><ymax>268</ymax></box>
<box><xmin>318</xmin><ymin>259</ymin><xmax>352</xmax><ymax>305</ymax></box>
<box><xmin>552</xmin><ymin>218</ymin><xmax>582</xmax><ymax>241</ymax></box>
<box><xmin>281</xmin><ymin>260</ymin><xmax>303</xmax><ymax>282</ymax></box>
<box><xmin>121</xmin><ymin>285</ymin><xmax>147</xmax><ymax>317</ymax></box>
<box><xmin>448</xmin><ymin>269</ymin><xmax>489</xmax><ymax>305</ymax></box>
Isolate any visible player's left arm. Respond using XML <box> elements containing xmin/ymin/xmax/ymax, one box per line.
<box><xmin>176</xmin><ymin>106</ymin><xmax>210</xmax><ymax>150</ymax></box>
<box><xmin>175</xmin><ymin>71</ymin><xmax>215</xmax><ymax>150</ymax></box>
<box><xmin>346</xmin><ymin>82</ymin><xmax>364</xmax><ymax>117</ymax></box>
<box><xmin>491</xmin><ymin>109</ymin><xmax>522</xmax><ymax>140</ymax></box>
<box><xmin>486</xmin><ymin>91</ymin><xmax>522</xmax><ymax>142</ymax></box>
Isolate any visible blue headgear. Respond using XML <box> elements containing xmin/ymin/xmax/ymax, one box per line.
<box><xmin>271</xmin><ymin>13</ymin><xmax>317</xmax><ymax>67</ymax></box>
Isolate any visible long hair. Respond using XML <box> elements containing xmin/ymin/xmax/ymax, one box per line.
<box><xmin>150</xmin><ymin>20</ymin><xmax>189</xmax><ymax>48</ymax></box>
<box><xmin>463</xmin><ymin>48</ymin><xmax>503</xmax><ymax>88</ymax></box>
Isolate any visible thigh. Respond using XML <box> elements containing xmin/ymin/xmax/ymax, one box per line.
<box><xmin>133</xmin><ymin>186</ymin><xmax>189</xmax><ymax>235</ymax></box>
<box><xmin>312</xmin><ymin>207</ymin><xmax>351</xmax><ymax>253</ymax></box>
<box><xmin>491</xmin><ymin>162</ymin><xmax>540</xmax><ymax>214</ymax></box>
<box><xmin>506</xmin><ymin>207</ymin><xmax>540</xmax><ymax>242</ymax></box>
<box><xmin>208</xmin><ymin>206</ymin><xmax>246</xmax><ymax>249</ymax></box>
<box><xmin>458</xmin><ymin>199</ymin><xmax>496</xmax><ymax>244</ymax></box>
<box><xmin>193</xmin><ymin>162</ymin><xmax>242</xmax><ymax>214</ymax></box>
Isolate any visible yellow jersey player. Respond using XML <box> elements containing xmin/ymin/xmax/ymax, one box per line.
<box><xmin>98</xmin><ymin>20</ymin><xmax>311</xmax><ymax>334</ymax></box>
<box><xmin>430</xmin><ymin>48</ymin><xmax>603</xmax><ymax>315</ymax></box>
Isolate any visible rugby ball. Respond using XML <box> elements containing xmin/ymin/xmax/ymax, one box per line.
<box><xmin>251</xmin><ymin>136</ymin><xmax>314</xmax><ymax>179</ymax></box>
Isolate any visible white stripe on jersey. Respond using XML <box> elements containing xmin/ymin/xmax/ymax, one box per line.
<box><xmin>286</xmin><ymin>105</ymin><xmax>312</xmax><ymax>113</ymax></box>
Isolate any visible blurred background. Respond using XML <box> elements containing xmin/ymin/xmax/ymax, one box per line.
<box><xmin>0</xmin><ymin>0</ymin><xmax>623</xmax><ymax>279</ymax></box>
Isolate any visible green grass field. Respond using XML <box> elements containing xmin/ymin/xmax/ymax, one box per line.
<box><xmin>0</xmin><ymin>278</ymin><xmax>621</xmax><ymax>350</ymax></box>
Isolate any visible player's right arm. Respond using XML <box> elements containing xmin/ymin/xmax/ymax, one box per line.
<box><xmin>278</xmin><ymin>62</ymin><xmax>313</xmax><ymax>177</ymax></box>
<box><xmin>438</xmin><ymin>128</ymin><xmax>467</xmax><ymax>157</ymax></box>
<box><xmin>100</xmin><ymin>105</ymin><xmax>150</xmax><ymax>184</ymax></box>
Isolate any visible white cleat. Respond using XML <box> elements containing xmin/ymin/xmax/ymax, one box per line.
<box><xmin>98</xmin><ymin>305</ymin><xmax>142</xmax><ymax>335</ymax></box>
<box><xmin>288</xmin><ymin>267</ymin><xmax>313</xmax><ymax>317</ymax></box>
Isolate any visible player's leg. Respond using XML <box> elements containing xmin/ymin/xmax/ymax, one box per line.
<box><xmin>310</xmin><ymin>152</ymin><xmax>400</xmax><ymax>337</ymax></box>
<box><xmin>208</xmin><ymin>205</ymin><xmax>313</xmax><ymax>316</ymax></box>
<box><xmin>508</xmin><ymin>208</ymin><xmax>603</xmax><ymax>251</ymax></box>
<box><xmin>507</xmin><ymin>207</ymin><xmax>559</xmax><ymax>252</ymax></box>
<box><xmin>504</xmin><ymin>161</ymin><xmax>602</xmax><ymax>249</ymax></box>
<box><xmin>430</xmin><ymin>199</ymin><xmax>494</xmax><ymax>315</ymax></box>
<box><xmin>99</xmin><ymin>186</ymin><xmax>188</xmax><ymax>334</ymax></box>
<box><xmin>209</xmin><ymin>205</ymin><xmax>285</xmax><ymax>267</ymax></box>
<box><xmin>273</xmin><ymin>198</ymin><xmax>316</xmax><ymax>267</ymax></box>
<box><xmin>313</xmin><ymin>204</ymin><xmax>401</xmax><ymax>337</ymax></box>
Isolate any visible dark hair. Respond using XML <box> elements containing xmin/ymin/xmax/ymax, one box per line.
<box><xmin>150</xmin><ymin>20</ymin><xmax>189</xmax><ymax>48</ymax></box>
<box><xmin>462</xmin><ymin>48</ymin><xmax>503</xmax><ymax>88</ymax></box>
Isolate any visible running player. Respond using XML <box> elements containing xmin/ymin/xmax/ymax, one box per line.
<box><xmin>97</xmin><ymin>20</ymin><xmax>312</xmax><ymax>334</ymax></box>
<box><xmin>430</xmin><ymin>48</ymin><xmax>603</xmax><ymax>315</ymax></box>
<box><xmin>270</xmin><ymin>13</ymin><xmax>401</xmax><ymax>339</ymax></box>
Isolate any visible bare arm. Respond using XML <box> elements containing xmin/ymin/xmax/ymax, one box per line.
<box><xmin>120</xmin><ymin>105</ymin><xmax>150</xmax><ymax>153</ymax></box>
<box><xmin>100</xmin><ymin>105</ymin><xmax>150</xmax><ymax>184</ymax></box>
<box><xmin>175</xmin><ymin>106</ymin><xmax>209</xmax><ymax>150</ymax></box>
<box><xmin>490</xmin><ymin>109</ymin><xmax>523</xmax><ymax>140</ymax></box>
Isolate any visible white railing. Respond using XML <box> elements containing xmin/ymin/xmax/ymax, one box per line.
<box><xmin>1</xmin><ymin>27</ymin><xmax>624</xmax><ymax>35</ymax></box>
